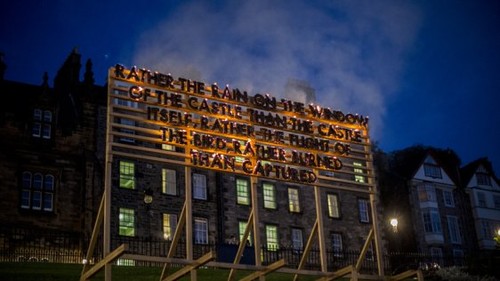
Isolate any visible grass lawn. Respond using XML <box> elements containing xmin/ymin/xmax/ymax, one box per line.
<box><xmin>0</xmin><ymin>262</ymin><xmax>323</xmax><ymax>281</ymax></box>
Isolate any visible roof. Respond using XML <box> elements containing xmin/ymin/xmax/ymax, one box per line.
<box><xmin>461</xmin><ymin>157</ymin><xmax>500</xmax><ymax>187</ymax></box>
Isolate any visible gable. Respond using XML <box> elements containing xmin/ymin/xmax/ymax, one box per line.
<box><xmin>413</xmin><ymin>155</ymin><xmax>455</xmax><ymax>186</ymax></box>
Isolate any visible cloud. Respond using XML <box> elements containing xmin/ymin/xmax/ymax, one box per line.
<box><xmin>132</xmin><ymin>0</ymin><xmax>422</xmax><ymax>138</ymax></box>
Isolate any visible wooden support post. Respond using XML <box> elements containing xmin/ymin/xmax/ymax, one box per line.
<box><xmin>239</xmin><ymin>259</ymin><xmax>286</xmax><ymax>281</ymax></box>
<box><xmin>79</xmin><ymin>244</ymin><xmax>127</xmax><ymax>281</ymax></box>
<box><xmin>293</xmin><ymin>220</ymin><xmax>318</xmax><ymax>281</ymax></box>
<box><xmin>227</xmin><ymin>210</ymin><xmax>254</xmax><ymax>281</ymax></box>
<box><xmin>162</xmin><ymin>251</ymin><xmax>215</xmax><ymax>281</ymax></box>
<box><xmin>315</xmin><ymin>265</ymin><xmax>356</xmax><ymax>281</ymax></box>
<box><xmin>160</xmin><ymin>203</ymin><xmax>187</xmax><ymax>280</ymax></box>
<box><xmin>103</xmin><ymin>76</ymin><xmax>114</xmax><ymax>281</ymax></box>
<box><xmin>365</xmin><ymin>135</ymin><xmax>385</xmax><ymax>276</ymax></box>
<box><xmin>355</xmin><ymin>228</ymin><xmax>374</xmax><ymax>271</ymax></box>
<box><xmin>250</xmin><ymin>176</ymin><xmax>263</xmax><ymax>279</ymax></box>
<box><xmin>314</xmin><ymin>183</ymin><xmax>327</xmax><ymax>273</ymax></box>
<box><xmin>185</xmin><ymin>166</ymin><xmax>195</xmax><ymax>281</ymax></box>
<box><xmin>81</xmin><ymin>194</ymin><xmax>105</xmax><ymax>278</ymax></box>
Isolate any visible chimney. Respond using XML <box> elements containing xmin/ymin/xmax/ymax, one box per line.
<box><xmin>0</xmin><ymin>52</ymin><xmax>6</xmax><ymax>81</ymax></box>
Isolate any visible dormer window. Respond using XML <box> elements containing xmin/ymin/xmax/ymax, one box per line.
<box><xmin>32</xmin><ymin>108</ymin><xmax>52</xmax><ymax>139</ymax></box>
<box><xmin>476</xmin><ymin>167</ymin><xmax>491</xmax><ymax>186</ymax></box>
<box><xmin>424</xmin><ymin>163</ymin><xmax>442</xmax><ymax>179</ymax></box>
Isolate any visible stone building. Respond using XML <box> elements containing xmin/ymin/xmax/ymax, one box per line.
<box><xmin>0</xmin><ymin>50</ymin><xmax>106</xmax><ymax>261</ymax></box>
<box><xmin>0</xmin><ymin>51</ymin><xmax>383</xmax><ymax>273</ymax></box>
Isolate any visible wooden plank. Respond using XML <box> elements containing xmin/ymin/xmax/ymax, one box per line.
<box><xmin>79</xmin><ymin>244</ymin><xmax>127</xmax><ymax>281</ymax></box>
<box><xmin>162</xmin><ymin>251</ymin><xmax>215</xmax><ymax>281</ymax></box>
<box><xmin>227</xmin><ymin>210</ymin><xmax>254</xmax><ymax>281</ymax></box>
<box><xmin>316</xmin><ymin>265</ymin><xmax>355</xmax><ymax>281</ymax></box>
<box><xmin>390</xmin><ymin>269</ymin><xmax>424</xmax><ymax>281</ymax></box>
<box><xmin>293</xmin><ymin>220</ymin><xmax>318</xmax><ymax>281</ymax></box>
<box><xmin>355</xmin><ymin>228</ymin><xmax>373</xmax><ymax>271</ymax></box>
<box><xmin>160</xmin><ymin>203</ymin><xmax>187</xmax><ymax>280</ymax></box>
<box><xmin>81</xmin><ymin>194</ymin><xmax>105</xmax><ymax>277</ymax></box>
<box><xmin>239</xmin><ymin>259</ymin><xmax>286</xmax><ymax>281</ymax></box>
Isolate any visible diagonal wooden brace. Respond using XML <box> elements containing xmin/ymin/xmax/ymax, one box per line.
<box><xmin>239</xmin><ymin>259</ymin><xmax>286</xmax><ymax>281</ymax></box>
<box><xmin>80</xmin><ymin>244</ymin><xmax>127</xmax><ymax>281</ymax></box>
<box><xmin>162</xmin><ymin>251</ymin><xmax>215</xmax><ymax>281</ymax></box>
<box><xmin>389</xmin><ymin>269</ymin><xmax>424</xmax><ymax>281</ymax></box>
<box><xmin>315</xmin><ymin>265</ymin><xmax>356</xmax><ymax>281</ymax></box>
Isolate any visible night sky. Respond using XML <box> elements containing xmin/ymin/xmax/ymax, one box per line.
<box><xmin>1</xmin><ymin>0</ymin><xmax>499</xmax><ymax>175</ymax></box>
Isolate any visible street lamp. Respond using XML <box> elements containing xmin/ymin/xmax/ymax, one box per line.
<box><xmin>494</xmin><ymin>228</ymin><xmax>500</xmax><ymax>247</ymax></box>
<box><xmin>390</xmin><ymin>218</ymin><xmax>399</xmax><ymax>233</ymax></box>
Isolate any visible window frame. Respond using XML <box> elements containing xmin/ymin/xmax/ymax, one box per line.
<box><xmin>119</xmin><ymin>208</ymin><xmax>135</xmax><ymax>237</ymax></box>
<box><xmin>358</xmin><ymin>198</ymin><xmax>370</xmax><ymax>223</ymax></box>
<box><xmin>20</xmin><ymin>171</ymin><xmax>54</xmax><ymax>212</ymax></box>
<box><xmin>263</xmin><ymin>182</ymin><xmax>277</xmax><ymax>209</ymax></box>
<box><xmin>162</xmin><ymin>168</ymin><xmax>177</xmax><ymax>195</ymax></box>
<box><xmin>193</xmin><ymin>173</ymin><xmax>207</xmax><ymax>200</ymax></box>
<box><xmin>119</xmin><ymin>161</ymin><xmax>135</xmax><ymax>189</ymax></box>
<box><xmin>162</xmin><ymin>213</ymin><xmax>178</xmax><ymax>241</ymax></box>
<box><xmin>194</xmin><ymin>217</ymin><xmax>209</xmax><ymax>244</ymax></box>
<box><xmin>287</xmin><ymin>187</ymin><xmax>300</xmax><ymax>213</ymax></box>
<box><xmin>265</xmin><ymin>224</ymin><xmax>279</xmax><ymax>251</ymax></box>
<box><xmin>327</xmin><ymin>193</ymin><xmax>341</xmax><ymax>218</ymax></box>
<box><xmin>236</xmin><ymin>178</ymin><xmax>250</xmax><ymax>205</ymax></box>
<box><xmin>424</xmin><ymin>163</ymin><xmax>442</xmax><ymax>178</ymax></box>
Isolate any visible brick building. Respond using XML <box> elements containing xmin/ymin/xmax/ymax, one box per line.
<box><xmin>0</xmin><ymin>51</ymin><xmax>384</xmax><ymax>274</ymax></box>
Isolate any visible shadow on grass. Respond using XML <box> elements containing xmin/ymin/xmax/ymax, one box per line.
<box><xmin>0</xmin><ymin>263</ymin><xmax>325</xmax><ymax>281</ymax></box>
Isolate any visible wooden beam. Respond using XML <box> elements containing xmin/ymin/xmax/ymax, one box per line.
<box><xmin>227</xmin><ymin>210</ymin><xmax>254</xmax><ymax>281</ymax></box>
<box><xmin>315</xmin><ymin>265</ymin><xmax>356</xmax><ymax>281</ymax></box>
<box><xmin>160</xmin><ymin>203</ymin><xmax>187</xmax><ymax>280</ymax></box>
<box><xmin>239</xmin><ymin>259</ymin><xmax>286</xmax><ymax>281</ymax></box>
<box><xmin>390</xmin><ymin>269</ymin><xmax>424</xmax><ymax>281</ymax></box>
<box><xmin>79</xmin><ymin>244</ymin><xmax>127</xmax><ymax>281</ymax></box>
<box><xmin>162</xmin><ymin>251</ymin><xmax>215</xmax><ymax>281</ymax></box>
<box><xmin>81</xmin><ymin>194</ymin><xmax>105</xmax><ymax>277</ymax></box>
<box><xmin>293</xmin><ymin>220</ymin><xmax>318</xmax><ymax>281</ymax></box>
<box><xmin>355</xmin><ymin>228</ymin><xmax>373</xmax><ymax>271</ymax></box>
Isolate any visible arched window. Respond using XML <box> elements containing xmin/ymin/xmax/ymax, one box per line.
<box><xmin>20</xmin><ymin>171</ymin><xmax>55</xmax><ymax>212</ymax></box>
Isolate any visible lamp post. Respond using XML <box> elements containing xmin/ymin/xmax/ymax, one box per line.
<box><xmin>390</xmin><ymin>218</ymin><xmax>398</xmax><ymax>233</ymax></box>
<box><xmin>494</xmin><ymin>228</ymin><xmax>500</xmax><ymax>248</ymax></box>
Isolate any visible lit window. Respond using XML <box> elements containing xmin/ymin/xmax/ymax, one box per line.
<box><xmin>119</xmin><ymin>161</ymin><xmax>135</xmax><ymax>189</ymax></box>
<box><xmin>353</xmin><ymin>162</ymin><xmax>365</xmax><ymax>183</ymax></box>
<box><xmin>163</xmin><ymin>213</ymin><xmax>177</xmax><ymax>240</ymax></box>
<box><xmin>263</xmin><ymin>182</ymin><xmax>276</xmax><ymax>209</ymax></box>
<box><xmin>422</xmin><ymin>209</ymin><xmax>442</xmax><ymax>234</ymax></box>
<box><xmin>162</xmin><ymin>169</ymin><xmax>177</xmax><ymax>195</ymax></box>
<box><xmin>327</xmin><ymin>194</ymin><xmax>340</xmax><ymax>218</ymax></box>
<box><xmin>288</xmin><ymin>187</ymin><xmax>300</xmax><ymax>213</ymax></box>
<box><xmin>239</xmin><ymin>221</ymin><xmax>252</xmax><ymax>245</ymax></box>
<box><xmin>447</xmin><ymin>216</ymin><xmax>461</xmax><ymax>244</ymax></box>
<box><xmin>291</xmin><ymin>228</ymin><xmax>303</xmax><ymax>251</ymax></box>
<box><xmin>358</xmin><ymin>199</ymin><xmax>370</xmax><ymax>223</ymax></box>
<box><xmin>194</xmin><ymin>217</ymin><xmax>208</xmax><ymax>244</ymax></box>
<box><xmin>117</xmin><ymin>259</ymin><xmax>135</xmax><ymax>266</ymax></box>
<box><xmin>418</xmin><ymin>183</ymin><xmax>436</xmax><ymax>202</ymax></box>
<box><xmin>236</xmin><ymin>178</ymin><xmax>250</xmax><ymax>205</ymax></box>
<box><xmin>20</xmin><ymin>171</ymin><xmax>54</xmax><ymax>211</ymax></box>
<box><xmin>119</xmin><ymin>208</ymin><xmax>135</xmax><ymax>236</ymax></box>
<box><xmin>424</xmin><ymin>164</ymin><xmax>442</xmax><ymax>178</ymax></box>
<box><xmin>161</xmin><ymin>143</ymin><xmax>176</xmax><ymax>151</ymax></box>
<box><xmin>331</xmin><ymin>233</ymin><xmax>343</xmax><ymax>256</ymax></box>
<box><xmin>265</xmin><ymin>225</ymin><xmax>278</xmax><ymax>251</ymax></box>
<box><xmin>193</xmin><ymin>173</ymin><xmax>207</xmax><ymax>200</ymax></box>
